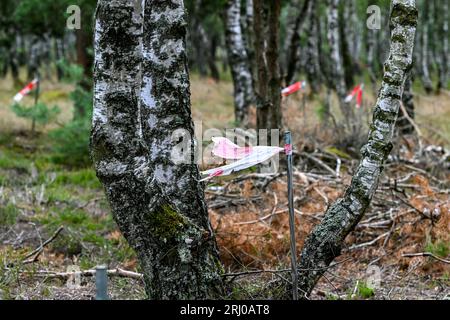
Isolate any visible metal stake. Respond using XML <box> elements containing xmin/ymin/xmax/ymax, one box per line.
<box><xmin>95</xmin><ymin>265</ymin><xmax>109</xmax><ymax>300</ymax></box>
<box><xmin>284</xmin><ymin>131</ymin><xmax>298</xmax><ymax>300</ymax></box>
<box><xmin>32</xmin><ymin>72</ymin><xmax>40</xmax><ymax>134</ymax></box>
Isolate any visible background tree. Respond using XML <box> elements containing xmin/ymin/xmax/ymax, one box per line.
<box><xmin>253</xmin><ymin>0</ymin><xmax>282</xmax><ymax>140</ymax></box>
<box><xmin>91</xmin><ymin>0</ymin><xmax>223</xmax><ymax>299</ymax></box>
<box><xmin>224</xmin><ymin>0</ymin><xmax>254</xmax><ymax>125</ymax></box>
<box><xmin>326</xmin><ymin>0</ymin><xmax>354</xmax><ymax>132</ymax></box>
<box><xmin>295</xmin><ymin>0</ymin><xmax>418</xmax><ymax>297</ymax></box>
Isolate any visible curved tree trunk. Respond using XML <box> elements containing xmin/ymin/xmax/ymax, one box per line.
<box><xmin>296</xmin><ymin>0</ymin><xmax>418</xmax><ymax>298</ymax></box>
<box><xmin>91</xmin><ymin>0</ymin><xmax>223</xmax><ymax>300</ymax></box>
<box><xmin>224</xmin><ymin>0</ymin><xmax>254</xmax><ymax>124</ymax></box>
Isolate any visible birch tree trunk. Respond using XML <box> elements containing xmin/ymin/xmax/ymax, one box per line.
<box><xmin>366</xmin><ymin>27</ymin><xmax>378</xmax><ymax>97</ymax></box>
<box><xmin>283</xmin><ymin>0</ymin><xmax>311</xmax><ymax>84</ymax></box>
<box><xmin>420</xmin><ymin>3</ymin><xmax>433</xmax><ymax>93</ymax></box>
<box><xmin>75</xmin><ymin>28</ymin><xmax>91</xmax><ymax>77</ymax></box>
<box><xmin>54</xmin><ymin>38</ymin><xmax>64</xmax><ymax>81</ymax></box>
<box><xmin>253</xmin><ymin>0</ymin><xmax>282</xmax><ymax>136</ymax></box>
<box><xmin>224</xmin><ymin>0</ymin><xmax>254</xmax><ymax>124</ymax></box>
<box><xmin>91</xmin><ymin>0</ymin><xmax>223</xmax><ymax>300</ymax></box>
<box><xmin>305</xmin><ymin>0</ymin><xmax>321</xmax><ymax>94</ymax></box>
<box><xmin>341</xmin><ymin>0</ymin><xmax>355</xmax><ymax>88</ymax></box>
<box><xmin>397</xmin><ymin>74</ymin><xmax>415</xmax><ymax>134</ymax></box>
<box><xmin>296</xmin><ymin>0</ymin><xmax>418</xmax><ymax>298</ymax></box>
<box><xmin>243</xmin><ymin>0</ymin><xmax>256</xmax><ymax>85</ymax></box>
<box><xmin>436</xmin><ymin>0</ymin><xmax>449</xmax><ymax>92</ymax></box>
<box><xmin>27</xmin><ymin>37</ymin><xmax>40</xmax><ymax>80</ymax></box>
<box><xmin>327</xmin><ymin>0</ymin><xmax>353</xmax><ymax>129</ymax></box>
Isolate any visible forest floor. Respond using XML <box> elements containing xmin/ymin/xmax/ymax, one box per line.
<box><xmin>0</xmin><ymin>74</ymin><xmax>448</xmax><ymax>300</ymax></box>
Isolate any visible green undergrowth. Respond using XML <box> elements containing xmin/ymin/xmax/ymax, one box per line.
<box><xmin>0</xmin><ymin>131</ymin><xmax>136</xmax><ymax>274</ymax></box>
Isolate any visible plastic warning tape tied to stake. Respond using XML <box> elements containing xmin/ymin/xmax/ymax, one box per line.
<box><xmin>201</xmin><ymin>137</ymin><xmax>285</xmax><ymax>181</ymax></box>
<box><xmin>282</xmin><ymin>81</ymin><xmax>306</xmax><ymax>97</ymax></box>
<box><xmin>13</xmin><ymin>79</ymin><xmax>39</xmax><ymax>102</ymax></box>
<box><xmin>344</xmin><ymin>84</ymin><xmax>364</xmax><ymax>109</ymax></box>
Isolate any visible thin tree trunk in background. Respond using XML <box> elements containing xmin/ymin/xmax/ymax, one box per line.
<box><xmin>366</xmin><ymin>27</ymin><xmax>378</xmax><ymax>97</ymax></box>
<box><xmin>190</xmin><ymin>0</ymin><xmax>210</xmax><ymax>77</ymax></box>
<box><xmin>209</xmin><ymin>34</ymin><xmax>221</xmax><ymax>81</ymax></box>
<box><xmin>341</xmin><ymin>0</ymin><xmax>356</xmax><ymax>88</ymax></box>
<box><xmin>243</xmin><ymin>0</ymin><xmax>257</xmax><ymax>87</ymax></box>
<box><xmin>27</xmin><ymin>37</ymin><xmax>40</xmax><ymax>80</ymax></box>
<box><xmin>198</xmin><ymin>23</ymin><xmax>220</xmax><ymax>81</ymax></box>
<box><xmin>91</xmin><ymin>0</ymin><xmax>223</xmax><ymax>299</ymax></box>
<box><xmin>319</xmin><ymin>9</ymin><xmax>332</xmax><ymax>91</ymax></box>
<box><xmin>420</xmin><ymin>3</ymin><xmax>433</xmax><ymax>93</ymax></box>
<box><xmin>42</xmin><ymin>35</ymin><xmax>52</xmax><ymax>80</ymax></box>
<box><xmin>9</xmin><ymin>40</ymin><xmax>19</xmax><ymax>84</ymax></box>
<box><xmin>305</xmin><ymin>0</ymin><xmax>321</xmax><ymax>94</ymax></box>
<box><xmin>75</xmin><ymin>28</ymin><xmax>92</xmax><ymax>77</ymax></box>
<box><xmin>397</xmin><ymin>74</ymin><xmax>415</xmax><ymax>134</ymax></box>
<box><xmin>224</xmin><ymin>0</ymin><xmax>254</xmax><ymax>124</ymax></box>
<box><xmin>327</xmin><ymin>0</ymin><xmax>353</xmax><ymax>128</ymax></box>
<box><xmin>284</xmin><ymin>0</ymin><xmax>311</xmax><ymax>84</ymax></box>
<box><xmin>443</xmin><ymin>0</ymin><xmax>449</xmax><ymax>90</ymax></box>
<box><xmin>296</xmin><ymin>0</ymin><xmax>418</xmax><ymax>298</ymax></box>
<box><xmin>253</xmin><ymin>0</ymin><xmax>282</xmax><ymax>138</ymax></box>
<box><xmin>436</xmin><ymin>0</ymin><xmax>449</xmax><ymax>92</ymax></box>
<box><xmin>55</xmin><ymin>38</ymin><xmax>64</xmax><ymax>81</ymax></box>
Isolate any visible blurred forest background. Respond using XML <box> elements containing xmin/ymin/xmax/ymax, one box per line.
<box><xmin>0</xmin><ymin>0</ymin><xmax>448</xmax><ymax>300</ymax></box>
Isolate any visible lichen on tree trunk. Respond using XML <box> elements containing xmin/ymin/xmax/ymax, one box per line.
<box><xmin>295</xmin><ymin>0</ymin><xmax>418</xmax><ymax>298</ymax></box>
<box><xmin>91</xmin><ymin>0</ymin><xmax>223</xmax><ymax>300</ymax></box>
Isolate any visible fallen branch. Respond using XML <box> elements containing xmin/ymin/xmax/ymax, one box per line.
<box><xmin>22</xmin><ymin>226</ymin><xmax>64</xmax><ymax>265</ymax></box>
<box><xmin>399</xmin><ymin>101</ymin><xmax>423</xmax><ymax>153</ymax></box>
<box><xmin>23</xmin><ymin>268</ymin><xmax>144</xmax><ymax>280</ymax></box>
<box><xmin>348</xmin><ymin>232</ymin><xmax>390</xmax><ymax>251</ymax></box>
<box><xmin>402</xmin><ymin>252</ymin><xmax>450</xmax><ymax>264</ymax></box>
<box><xmin>300</xmin><ymin>152</ymin><xmax>337</xmax><ymax>177</ymax></box>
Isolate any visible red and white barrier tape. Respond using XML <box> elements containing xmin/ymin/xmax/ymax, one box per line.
<box><xmin>201</xmin><ymin>137</ymin><xmax>287</xmax><ymax>181</ymax></box>
<box><xmin>344</xmin><ymin>84</ymin><xmax>364</xmax><ymax>109</ymax></box>
<box><xmin>282</xmin><ymin>81</ymin><xmax>307</xmax><ymax>97</ymax></box>
<box><xmin>13</xmin><ymin>78</ymin><xmax>39</xmax><ymax>103</ymax></box>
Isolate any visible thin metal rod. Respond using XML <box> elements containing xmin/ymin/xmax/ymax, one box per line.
<box><xmin>284</xmin><ymin>131</ymin><xmax>298</xmax><ymax>300</ymax></box>
<box><xmin>32</xmin><ymin>72</ymin><xmax>40</xmax><ymax>134</ymax></box>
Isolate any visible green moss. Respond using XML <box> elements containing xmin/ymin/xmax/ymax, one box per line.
<box><xmin>356</xmin><ymin>281</ymin><xmax>375</xmax><ymax>299</ymax></box>
<box><xmin>392</xmin><ymin>33</ymin><xmax>406</xmax><ymax>44</ymax></box>
<box><xmin>149</xmin><ymin>205</ymin><xmax>187</xmax><ymax>239</ymax></box>
<box><xmin>324</xmin><ymin>146</ymin><xmax>352</xmax><ymax>160</ymax></box>
<box><xmin>391</xmin><ymin>3</ymin><xmax>418</xmax><ymax>27</ymax></box>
